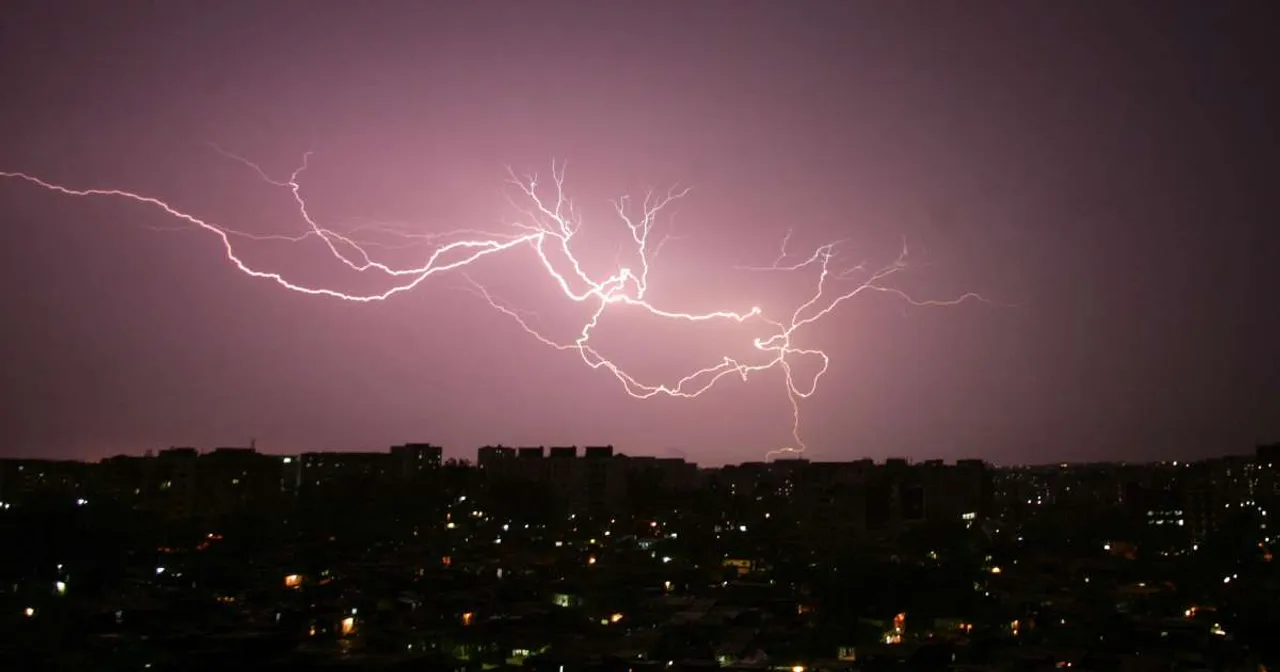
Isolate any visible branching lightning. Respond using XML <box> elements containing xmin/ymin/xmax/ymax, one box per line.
<box><xmin>1</xmin><ymin>153</ymin><xmax>988</xmax><ymax>460</ymax></box>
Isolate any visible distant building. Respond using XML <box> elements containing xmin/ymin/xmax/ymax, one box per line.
<box><xmin>390</xmin><ymin>443</ymin><xmax>443</xmax><ymax>478</ymax></box>
<box><xmin>199</xmin><ymin>446</ymin><xmax>283</xmax><ymax>514</ymax></box>
<box><xmin>301</xmin><ymin>451</ymin><xmax>391</xmax><ymax>488</ymax></box>
<box><xmin>477</xmin><ymin>445</ymin><xmax>515</xmax><ymax>469</ymax></box>
<box><xmin>583</xmin><ymin>445</ymin><xmax>614</xmax><ymax>459</ymax></box>
<box><xmin>548</xmin><ymin>446</ymin><xmax>577</xmax><ymax>459</ymax></box>
<box><xmin>473</xmin><ymin>443</ymin><xmax>671</xmax><ymax>510</ymax></box>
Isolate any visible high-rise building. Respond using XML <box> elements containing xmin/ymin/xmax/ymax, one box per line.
<box><xmin>390</xmin><ymin>443</ymin><xmax>443</xmax><ymax>477</ymax></box>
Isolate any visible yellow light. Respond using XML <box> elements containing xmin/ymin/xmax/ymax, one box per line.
<box><xmin>587</xmin><ymin>556</ymin><xmax>597</xmax><ymax>565</ymax></box>
<box><xmin>610</xmin><ymin>612</ymin><xmax>624</xmax><ymax>623</ymax></box>
<box><xmin>461</xmin><ymin>612</ymin><xmax>474</xmax><ymax>626</ymax></box>
<box><xmin>340</xmin><ymin>616</ymin><xmax>355</xmax><ymax>636</ymax></box>
<box><xmin>990</xmin><ymin>566</ymin><xmax>1002</xmax><ymax>574</ymax></box>
<box><xmin>284</xmin><ymin>574</ymin><xmax>303</xmax><ymax>588</ymax></box>
<box><xmin>793</xmin><ymin>666</ymin><xmax>806</xmax><ymax>672</ymax></box>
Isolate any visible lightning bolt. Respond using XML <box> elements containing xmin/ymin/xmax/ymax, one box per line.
<box><xmin>1</xmin><ymin>152</ymin><xmax>989</xmax><ymax>460</ymax></box>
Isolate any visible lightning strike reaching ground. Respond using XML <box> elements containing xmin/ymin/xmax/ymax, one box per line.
<box><xmin>1</xmin><ymin>154</ymin><xmax>988</xmax><ymax>460</ymax></box>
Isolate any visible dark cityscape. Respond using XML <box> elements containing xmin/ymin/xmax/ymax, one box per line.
<box><xmin>2</xmin><ymin>0</ymin><xmax>1278</xmax><ymax>670</ymax></box>
<box><xmin>4</xmin><ymin>444</ymin><xmax>1280</xmax><ymax>669</ymax></box>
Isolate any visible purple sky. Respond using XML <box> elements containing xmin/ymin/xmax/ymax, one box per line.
<box><xmin>1</xmin><ymin>1</ymin><xmax>1275</xmax><ymax>465</ymax></box>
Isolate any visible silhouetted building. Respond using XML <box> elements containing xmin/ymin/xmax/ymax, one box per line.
<box><xmin>200</xmin><ymin>445</ymin><xmax>283</xmax><ymax>514</ymax></box>
<box><xmin>549</xmin><ymin>446</ymin><xmax>577</xmax><ymax>458</ymax></box>
<box><xmin>477</xmin><ymin>445</ymin><xmax>515</xmax><ymax>469</ymax></box>
<box><xmin>390</xmin><ymin>442</ymin><xmax>443</xmax><ymax>477</ymax></box>
<box><xmin>301</xmin><ymin>451</ymin><xmax>391</xmax><ymax>488</ymax></box>
<box><xmin>583</xmin><ymin>445</ymin><xmax>614</xmax><ymax>459</ymax></box>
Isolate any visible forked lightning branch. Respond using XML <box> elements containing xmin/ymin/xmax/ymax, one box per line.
<box><xmin>1</xmin><ymin>153</ymin><xmax>988</xmax><ymax>460</ymax></box>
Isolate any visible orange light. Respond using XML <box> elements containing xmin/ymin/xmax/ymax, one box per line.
<box><xmin>461</xmin><ymin>612</ymin><xmax>474</xmax><ymax>626</ymax></box>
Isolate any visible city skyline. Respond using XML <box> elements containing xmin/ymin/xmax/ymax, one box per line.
<box><xmin>1</xmin><ymin>2</ymin><xmax>1276</xmax><ymax>464</ymax></box>
<box><xmin>4</xmin><ymin>439</ymin><xmax>1277</xmax><ymax>471</ymax></box>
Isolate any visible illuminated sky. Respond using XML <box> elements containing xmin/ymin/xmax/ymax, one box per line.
<box><xmin>1</xmin><ymin>1</ymin><xmax>1275</xmax><ymax>465</ymax></box>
